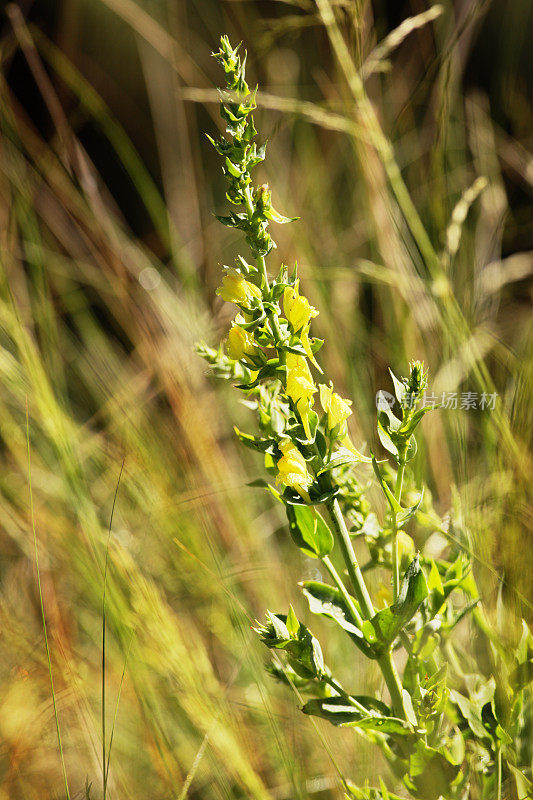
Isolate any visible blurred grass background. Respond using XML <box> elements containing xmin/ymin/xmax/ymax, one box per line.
<box><xmin>0</xmin><ymin>0</ymin><xmax>531</xmax><ymax>797</ymax></box>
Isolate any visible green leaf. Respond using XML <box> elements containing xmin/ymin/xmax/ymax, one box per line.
<box><xmin>255</xmin><ymin>612</ymin><xmax>325</xmax><ymax>679</ymax></box>
<box><xmin>427</xmin><ymin>558</ymin><xmax>444</xmax><ymax>606</ymax></box>
<box><xmin>224</xmin><ymin>157</ymin><xmax>242</xmax><ymax>177</ymax></box>
<box><xmin>371</xmin><ymin>456</ymin><xmax>402</xmax><ymax>514</ymax></box>
<box><xmin>364</xmin><ymin>555</ymin><xmax>428</xmax><ymax>652</ymax></box>
<box><xmin>317</xmin><ymin>447</ymin><xmax>361</xmax><ymax>475</ymax></box>
<box><xmin>509</xmin><ymin>658</ymin><xmax>533</xmax><ymax>691</ymax></box>
<box><xmin>234</xmin><ymin>427</ymin><xmax>276</xmax><ymax>454</ymax></box>
<box><xmin>507</xmin><ymin>763</ymin><xmax>533</xmax><ymax>800</ymax></box>
<box><xmin>300</xmin><ymin>581</ymin><xmax>376</xmax><ymax>659</ymax></box>
<box><xmin>447</xmin><ymin>731</ymin><xmax>465</xmax><ymax>766</ymax></box>
<box><xmin>377</xmin><ymin>419</ymin><xmax>399</xmax><ymax>459</ymax></box>
<box><xmin>286</xmin><ymin>604</ymin><xmax>299</xmax><ymax>637</ymax></box>
<box><xmin>403</xmin><ymin>741</ymin><xmax>460</xmax><ymax>798</ymax></box>
<box><xmin>402</xmin><ymin>689</ymin><xmax>418</xmax><ymax>728</ymax></box>
<box><xmin>449</xmin><ymin>689</ymin><xmax>489</xmax><ymax>740</ymax></box>
<box><xmin>346</xmin><ymin>783</ymin><xmax>405</xmax><ymax>800</ymax></box>
<box><xmin>425</xmin><ymin>664</ymin><xmax>448</xmax><ymax>692</ymax></box>
<box><xmin>266</xmin><ymin>661</ymin><xmax>313</xmax><ymax>689</ymax></box>
<box><xmin>215</xmin><ymin>211</ymin><xmax>248</xmax><ymax>228</ymax></box>
<box><xmin>517</xmin><ymin>619</ymin><xmax>533</xmax><ymax>663</ymax></box>
<box><xmin>396</xmin><ymin>490</ymin><xmax>424</xmax><ymax>527</ymax></box>
<box><xmin>389</xmin><ymin>369</ymin><xmax>407</xmax><ymax>405</ymax></box>
<box><xmin>404</xmin><ymin>434</ymin><xmax>417</xmax><ymax>463</ymax></box>
<box><xmin>302</xmin><ymin>697</ymin><xmax>410</xmax><ymax>736</ymax></box>
<box><xmin>378</xmin><ymin>404</ymin><xmax>402</xmax><ymax>433</ymax></box>
<box><xmin>267</xmin><ymin>611</ymin><xmax>290</xmax><ymax>643</ymax></box>
<box><xmin>495</xmin><ymin>723</ymin><xmax>512</xmax><ymax>745</ymax></box>
<box><xmin>443</xmin><ymin>598</ymin><xmax>479</xmax><ymax>632</ymax></box>
<box><xmin>263</xmin><ymin>205</ymin><xmax>299</xmax><ymax>224</ymax></box>
<box><xmin>398</xmin><ymin>405</ymin><xmax>434</xmax><ymax>437</ymax></box>
<box><xmin>286</xmin><ymin>504</ymin><xmax>334</xmax><ymax>558</ymax></box>
<box><xmin>301</xmin><ymin>581</ymin><xmax>363</xmax><ymax>637</ymax></box>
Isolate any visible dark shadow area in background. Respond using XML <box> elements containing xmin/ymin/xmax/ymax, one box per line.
<box><xmin>5</xmin><ymin>0</ymin><xmax>532</xmax><ymax>255</ymax></box>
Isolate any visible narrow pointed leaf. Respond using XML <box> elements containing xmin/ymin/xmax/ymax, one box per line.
<box><xmin>302</xmin><ymin>697</ymin><xmax>411</xmax><ymax>736</ymax></box>
<box><xmin>287</xmin><ymin>504</ymin><xmax>334</xmax><ymax>558</ymax></box>
<box><xmin>371</xmin><ymin>456</ymin><xmax>403</xmax><ymax>514</ymax></box>
<box><xmin>300</xmin><ymin>581</ymin><xmax>374</xmax><ymax>658</ymax></box>
<box><xmin>363</xmin><ymin>556</ymin><xmax>428</xmax><ymax>652</ymax></box>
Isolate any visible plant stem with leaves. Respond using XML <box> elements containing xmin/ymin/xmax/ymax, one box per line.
<box><xmin>199</xmin><ymin>35</ymin><xmax>533</xmax><ymax>800</ymax></box>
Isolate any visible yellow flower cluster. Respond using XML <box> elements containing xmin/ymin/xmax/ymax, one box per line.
<box><xmin>214</xmin><ymin>261</ymin><xmax>366</xmax><ymax>483</ymax></box>
<box><xmin>216</xmin><ymin>269</ymin><xmax>262</xmax><ymax>307</ymax></box>
<box><xmin>285</xmin><ymin>353</ymin><xmax>316</xmax><ymax>440</ymax></box>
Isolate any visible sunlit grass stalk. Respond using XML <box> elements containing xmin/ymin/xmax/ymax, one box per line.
<box><xmin>26</xmin><ymin>400</ymin><xmax>71</xmax><ymax>800</ymax></box>
<box><xmin>102</xmin><ymin>458</ymin><xmax>125</xmax><ymax>799</ymax></box>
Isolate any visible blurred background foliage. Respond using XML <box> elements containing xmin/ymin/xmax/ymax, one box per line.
<box><xmin>0</xmin><ymin>0</ymin><xmax>531</xmax><ymax>797</ymax></box>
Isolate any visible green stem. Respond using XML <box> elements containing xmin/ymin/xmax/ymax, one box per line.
<box><xmin>399</xmin><ymin>630</ymin><xmax>412</xmax><ymax>655</ymax></box>
<box><xmin>324</xmin><ymin>499</ymin><xmax>406</xmax><ymax>718</ymax></box>
<box><xmin>324</xmin><ymin>676</ymin><xmax>371</xmax><ymax>716</ymax></box>
<box><xmin>496</xmin><ymin>743</ymin><xmax>502</xmax><ymax>800</ymax></box>
<box><xmin>243</xmin><ymin>186</ymin><xmax>285</xmax><ymax>347</ymax></box>
<box><xmin>322</xmin><ymin>554</ymin><xmax>364</xmax><ymax>629</ymax></box>
<box><xmin>391</xmin><ymin>462</ymin><xmax>405</xmax><ymax>601</ymax></box>
<box><xmin>243</xmin><ymin>186</ymin><xmax>268</xmax><ymax>284</ymax></box>
<box><xmin>257</xmin><ymin>253</ymin><xmax>269</xmax><ymax>291</ymax></box>
<box><xmin>378</xmin><ymin>650</ymin><xmax>406</xmax><ymax>720</ymax></box>
<box><xmin>381</xmin><ymin>460</ymin><xmax>409</xmax><ymax>719</ymax></box>
<box><xmin>326</xmin><ymin>498</ymin><xmax>374</xmax><ymax>620</ymax></box>
<box><xmin>394</xmin><ymin>463</ymin><xmax>405</xmax><ymax>507</ymax></box>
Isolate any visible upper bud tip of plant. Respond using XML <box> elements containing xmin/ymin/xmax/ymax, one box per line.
<box><xmin>406</xmin><ymin>360</ymin><xmax>428</xmax><ymax>397</ymax></box>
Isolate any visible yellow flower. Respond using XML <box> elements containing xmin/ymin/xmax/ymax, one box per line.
<box><xmin>286</xmin><ymin>354</ymin><xmax>317</xmax><ymax>440</ymax></box>
<box><xmin>300</xmin><ymin>323</ymin><xmax>322</xmax><ymax>371</ymax></box>
<box><xmin>227</xmin><ymin>324</ymin><xmax>258</xmax><ymax>361</ymax></box>
<box><xmin>319</xmin><ymin>383</ymin><xmax>352</xmax><ymax>429</ymax></box>
<box><xmin>338</xmin><ymin>433</ymin><xmax>371</xmax><ymax>462</ymax></box>
<box><xmin>283</xmin><ymin>279</ymin><xmax>318</xmax><ymax>332</ymax></box>
<box><xmin>319</xmin><ymin>382</ymin><xmax>370</xmax><ymax>460</ymax></box>
<box><xmin>286</xmin><ymin>354</ymin><xmax>315</xmax><ymax>401</ymax></box>
<box><xmin>275</xmin><ymin>440</ymin><xmax>312</xmax><ymax>496</ymax></box>
<box><xmin>216</xmin><ymin>269</ymin><xmax>262</xmax><ymax>307</ymax></box>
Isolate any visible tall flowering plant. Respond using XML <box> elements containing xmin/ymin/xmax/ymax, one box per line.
<box><xmin>198</xmin><ymin>36</ymin><xmax>533</xmax><ymax>800</ymax></box>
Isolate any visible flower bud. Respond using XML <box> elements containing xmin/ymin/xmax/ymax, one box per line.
<box><xmin>255</xmin><ymin>183</ymin><xmax>271</xmax><ymax>211</ymax></box>
<box><xmin>406</xmin><ymin>360</ymin><xmax>428</xmax><ymax>398</ymax></box>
